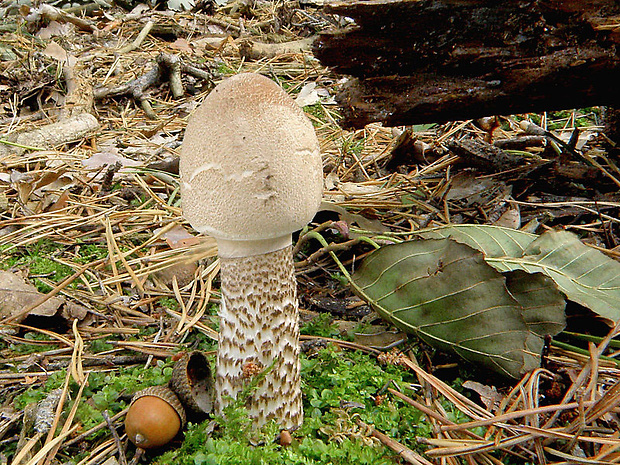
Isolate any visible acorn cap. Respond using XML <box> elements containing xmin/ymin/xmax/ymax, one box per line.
<box><xmin>131</xmin><ymin>385</ymin><xmax>187</xmax><ymax>426</ymax></box>
<box><xmin>169</xmin><ymin>351</ymin><xmax>214</xmax><ymax>417</ymax></box>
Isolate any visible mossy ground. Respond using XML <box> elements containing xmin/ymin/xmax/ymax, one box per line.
<box><xmin>10</xmin><ymin>341</ymin><xmax>437</xmax><ymax>464</ymax></box>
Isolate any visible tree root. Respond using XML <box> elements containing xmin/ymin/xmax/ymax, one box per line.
<box><xmin>239</xmin><ymin>36</ymin><xmax>314</xmax><ymax>60</ymax></box>
<box><xmin>94</xmin><ymin>53</ymin><xmax>213</xmax><ymax>119</ymax></box>
<box><xmin>0</xmin><ymin>113</ymin><xmax>100</xmax><ymax>156</ymax></box>
<box><xmin>21</xmin><ymin>3</ymin><xmax>98</xmax><ymax>35</ymax></box>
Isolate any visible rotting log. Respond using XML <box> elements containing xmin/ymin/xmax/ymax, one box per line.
<box><xmin>314</xmin><ymin>0</ymin><xmax>620</xmax><ymax>128</ymax></box>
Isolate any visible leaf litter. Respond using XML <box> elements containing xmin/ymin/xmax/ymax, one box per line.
<box><xmin>1</xmin><ymin>1</ymin><xmax>620</xmax><ymax>464</ymax></box>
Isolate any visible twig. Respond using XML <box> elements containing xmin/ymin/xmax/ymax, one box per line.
<box><xmin>64</xmin><ymin>408</ymin><xmax>129</xmax><ymax>447</ymax></box>
<box><xmin>103</xmin><ymin>411</ymin><xmax>128</xmax><ymax>465</ymax></box>
<box><xmin>354</xmin><ymin>418</ymin><xmax>433</xmax><ymax>465</ymax></box>
<box><xmin>0</xmin><ymin>113</ymin><xmax>100</xmax><ymax>156</ymax></box>
<box><xmin>117</xmin><ymin>21</ymin><xmax>154</xmax><ymax>54</ymax></box>
<box><xmin>94</xmin><ymin>53</ymin><xmax>209</xmax><ymax>118</ymax></box>
<box><xmin>205</xmin><ymin>15</ymin><xmax>241</xmax><ymax>35</ymax></box>
<box><xmin>128</xmin><ymin>447</ymin><xmax>144</xmax><ymax>465</ymax></box>
<box><xmin>23</xmin><ymin>4</ymin><xmax>98</xmax><ymax>34</ymax></box>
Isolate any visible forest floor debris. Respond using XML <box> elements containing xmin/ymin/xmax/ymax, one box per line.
<box><xmin>1</xmin><ymin>1</ymin><xmax>620</xmax><ymax>464</ymax></box>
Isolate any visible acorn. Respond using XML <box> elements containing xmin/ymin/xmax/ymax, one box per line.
<box><xmin>169</xmin><ymin>351</ymin><xmax>214</xmax><ymax>418</ymax></box>
<box><xmin>125</xmin><ymin>386</ymin><xmax>186</xmax><ymax>449</ymax></box>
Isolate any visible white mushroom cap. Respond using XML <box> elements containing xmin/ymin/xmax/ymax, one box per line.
<box><xmin>180</xmin><ymin>73</ymin><xmax>323</xmax><ymax>258</ymax></box>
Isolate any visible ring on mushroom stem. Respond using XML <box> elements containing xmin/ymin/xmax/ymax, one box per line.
<box><xmin>180</xmin><ymin>72</ymin><xmax>323</xmax><ymax>430</ymax></box>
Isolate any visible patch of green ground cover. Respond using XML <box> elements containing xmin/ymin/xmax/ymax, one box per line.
<box><xmin>0</xmin><ymin>239</ymin><xmax>113</xmax><ymax>292</ymax></box>
<box><xmin>300</xmin><ymin>312</ymin><xmax>339</xmax><ymax>338</ymax></box>
<box><xmin>155</xmin><ymin>347</ymin><xmax>429</xmax><ymax>465</ymax></box>
<box><xmin>7</xmin><ymin>322</ymin><xmax>447</xmax><ymax>464</ymax></box>
<box><xmin>507</xmin><ymin>109</ymin><xmax>602</xmax><ymax>133</ymax></box>
<box><xmin>303</xmin><ymin>103</ymin><xmax>329</xmax><ymax>127</ymax></box>
<box><xmin>74</xmin><ymin>242</ymin><xmax>109</xmax><ymax>264</ymax></box>
<box><xmin>8</xmin><ymin>359</ymin><xmax>177</xmax><ymax>465</ymax></box>
<box><xmin>159</xmin><ymin>296</ymin><xmax>180</xmax><ymax>311</ymax></box>
<box><xmin>545</xmin><ymin>108</ymin><xmax>602</xmax><ymax>130</ymax></box>
<box><xmin>89</xmin><ymin>337</ymin><xmax>115</xmax><ymax>353</ymax></box>
<box><xmin>191</xmin><ymin>330</ymin><xmax>219</xmax><ymax>353</ymax></box>
<box><xmin>0</xmin><ymin>239</ymin><xmax>74</xmax><ymax>292</ymax></box>
<box><xmin>15</xmin><ymin>359</ymin><xmax>174</xmax><ymax>413</ymax></box>
<box><xmin>341</xmin><ymin>135</ymin><xmax>366</xmax><ymax>159</ymax></box>
<box><xmin>8</xmin><ymin>332</ymin><xmax>60</xmax><ymax>355</ymax></box>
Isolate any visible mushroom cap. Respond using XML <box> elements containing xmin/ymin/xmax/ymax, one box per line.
<box><xmin>180</xmin><ymin>73</ymin><xmax>323</xmax><ymax>257</ymax></box>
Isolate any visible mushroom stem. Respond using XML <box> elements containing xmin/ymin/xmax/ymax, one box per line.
<box><xmin>216</xmin><ymin>244</ymin><xmax>302</xmax><ymax>430</ymax></box>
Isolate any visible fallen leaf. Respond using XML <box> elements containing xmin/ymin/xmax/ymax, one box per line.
<box><xmin>154</xmin><ymin>262</ymin><xmax>197</xmax><ymax>288</ymax></box>
<box><xmin>463</xmin><ymin>380</ymin><xmax>503</xmax><ymax>411</ymax></box>
<box><xmin>41</xmin><ymin>41</ymin><xmax>76</xmax><ymax>66</ymax></box>
<box><xmin>0</xmin><ymin>271</ymin><xmax>64</xmax><ymax>322</ymax></box>
<box><xmin>493</xmin><ymin>204</ymin><xmax>521</xmax><ymax>229</ymax></box>
<box><xmin>22</xmin><ymin>375</ymin><xmax>39</xmax><ymax>385</ymax></box>
<box><xmin>171</xmin><ymin>38</ymin><xmax>192</xmax><ymax>53</ymax></box>
<box><xmin>352</xmin><ymin>238</ymin><xmax>565</xmax><ymax>378</ymax></box>
<box><xmin>155</xmin><ymin>224</ymin><xmax>198</xmax><ymax>248</ymax></box>
<box><xmin>353</xmin><ymin>327</ymin><xmax>408</xmax><ymax>350</ymax></box>
<box><xmin>61</xmin><ymin>301</ymin><xmax>89</xmax><ymax>320</ymax></box>
<box><xmin>48</xmin><ymin>190</ymin><xmax>70</xmax><ymax>212</ymax></box>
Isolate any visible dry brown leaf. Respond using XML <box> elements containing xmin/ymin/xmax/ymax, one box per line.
<box><xmin>158</xmin><ymin>224</ymin><xmax>197</xmax><ymax>248</ymax></box>
<box><xmin>171</xmin><ymin>38</ymin><xmax>192</xmax><ymax>53</ymax></box>
<box><xmin>492</xmin><ymin>205</ymin><xmax>521</xmax><ymax>229</ymax></box>
<box><xmin>41</xmin><ymin>41</ymin><xmax>76</xmax><ymax>66</ymax></box>
<box><xmin>352</xmin><ymin>327</ymin><xmax>407</xmax><ymax>350</ymax></box>
<box><xmin>154</xmin><ymin>262</ymin><xmax>198</xmax><ymax>288</ymax></box>
<box><xmin>462</xmin><ymin>380</ymin><xmax>504</xmax><ymax>412</ymax></box>
<box><xmin>61</xmin><ymin>301</ymin><xmax>89</xmax><ymax>320</ymax></box>
<box><xmin>0</xmin><ymin>271</ymin><xmax>64</xmax><ymax>322</ymax></box>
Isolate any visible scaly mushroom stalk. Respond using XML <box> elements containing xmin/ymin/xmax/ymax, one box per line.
<box><xmin>218</xmin><ymin>245</ymin><xmax>301</xmax><ymax>427</ymax></box>
<box><xmin>180</xmin><ymin>73</ymin><xmax>323</xmax><ymax>430</ymax></box>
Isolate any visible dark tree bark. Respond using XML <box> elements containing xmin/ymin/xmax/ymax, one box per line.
<box><xmin>314</xmin><ymin>0</ymin><xmax>620</xmax><ymax>128</ymax></box>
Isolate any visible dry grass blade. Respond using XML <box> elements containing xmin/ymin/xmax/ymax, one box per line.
<box><xmin>70</xmin><ymin>319</ymin><xmax>86</xmax><ymax>385</ymax></box>
<box><xmin>42</xmin><ymin>374</ymin><xmax>90</xmax><ymax>465</ymax></box>
<box><xmin>395</xmin><ymin>331</ymin><xmax>620</xmax><ymax>462</ymax></box>
<box><xmin>545</xmin><ymin>324</ymin><xmax>620</xmax><ymax>429</ymax></box>
<box><xmin>20</xmin><ymin>424</ymin><xmax>80</xmax><ymax>465</ymax></box>
<box><xmin>401</xmin><ymin>356</ymin><xmax>494</xmax><ymax>421</ymax></box>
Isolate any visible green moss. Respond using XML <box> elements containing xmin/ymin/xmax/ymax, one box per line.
<box><xmin>216</xmin><ymin>63</ymin><xmax>236</xmax><ymax>76</ymax></box>
<box><xmin>75</xmin><ymin>243</ymin><xmax>108</xmax><ymax>263</ymax></box>
<box><xmin>300</xmin><ymin>313</ymin><xmax>339</xmax><ymax>338</ymax></box>
<box><xmin>15</xmin><ymin>359</ymin><xmax>176</xmax><ymax>442</ymax></box>
<box><xmin>9</xmin><ymin>332</ymin><xmax>60</xmax><ymax>355</ymax></box>
<box><xmin>0</xmin><ymin>239</ymin><xmax>74</xmax><ymax>292</ymax></box>
<box><xmin>155</xmin><ymin>347</ymin><xmax>427</xmax><ymax>465</ymax></box>
<box><xmin>303</xmin><ymin>104</ymin><xmax>328</xmax><ymax>126</ymax></box>
<box><xmin>13</xmin><ymin>370</ymin><xmax>66</xmax><ymax>409</ymax></box>
<box><xmin>90</xmin><ymin>338</ymin><xmax>114</xmax><ymax>353</ymax></box>
<box><xmin>160</xmin><ymin>297</ymin><xmax>180</xmax><ymax>310</ymax></box>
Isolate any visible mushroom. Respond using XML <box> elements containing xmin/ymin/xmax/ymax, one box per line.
<box><xmin>180</xmin><ymin>73</ymin><xmax>323</xmax><ymax>429</ymax></box>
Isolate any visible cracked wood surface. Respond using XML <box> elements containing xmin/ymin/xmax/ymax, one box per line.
<box><xmin>314</xmin><ymin>0</ymin><xmax>620</xmax><ymax>127</ymax></box>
